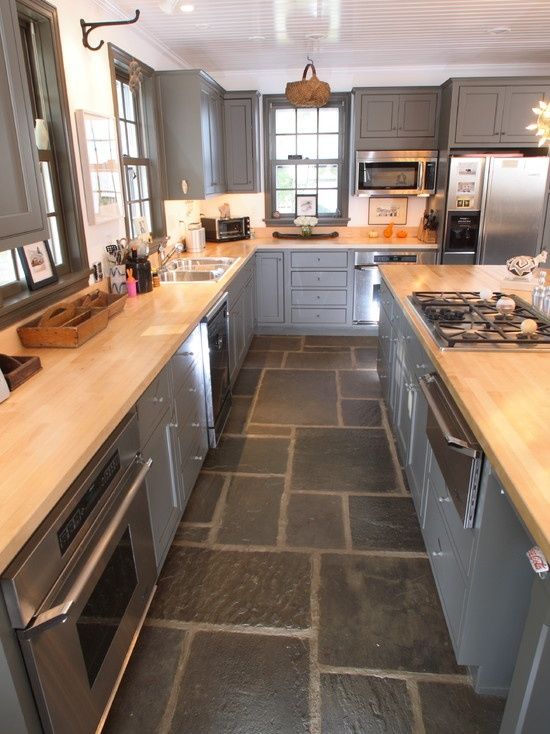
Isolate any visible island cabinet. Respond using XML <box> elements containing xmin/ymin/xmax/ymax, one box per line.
<box><xmin>0</xmin><ymin>0</ymin><xmax>49</xmax><ymax>251</ymax></box>
<box><xmin>378</xmin><ymin>277</ymin><xmax>535</xmax><ymax>696</ymax></box>
<box><xmin>227</xmin><ymin>257</ymin><xmax>256</xmax><ymax>382</ymax></box>
<box><xmin>353</xmin><ymin>87</ymin><xmax>440</xmax><ymax>150</ymax></box>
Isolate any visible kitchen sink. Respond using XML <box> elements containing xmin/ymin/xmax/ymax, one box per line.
<box><xmin>159</xmin><ymin>257</ymin><xmax>238</xmax><ymax>283</ymax></box>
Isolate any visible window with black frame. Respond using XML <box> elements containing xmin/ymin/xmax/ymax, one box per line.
<box><xmin>263</xmin><ymin>94</ymin><xmax>351</xmax><ymax>226</ymax></box>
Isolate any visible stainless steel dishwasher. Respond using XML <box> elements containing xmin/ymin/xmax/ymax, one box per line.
<box><xmin>353</xmin><ymin>250</ymin><xmax>436</xmax><ymax>323</ymax></box>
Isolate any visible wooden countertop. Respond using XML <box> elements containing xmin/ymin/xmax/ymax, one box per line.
<box><xmin>379</xmin><ymin>263</ymin><xmax>550</xmax><ymax>560</ymax></box>
<box><xmin>245</xmin><ymin>235</ymin><xmax>438</xmax><ymax>249</ymax></box>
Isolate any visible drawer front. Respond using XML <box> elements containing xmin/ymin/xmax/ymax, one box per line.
<box><xmin>291</xmin><ymin>251</ymin><xmax>348</xmax><ymax>269</ymax></box>
<box><xmin>424</xmin><ymin>478</ymin><xmax>467</xmax><ymax>647</ymax></box>
<box><xmin>176</xmin><ymin>402</ymin><xmax>207</xmax><ymax>463</ymax></box>
<box><xmin>137</xmin><ymin>365</ymin><xmax>172</xmax><ymax>446</ymax></box>
<box><xmin>174</xmin><ymin>361</ymin><xmax>206</xmax><ymax>427</ymax></box>
<box><xmin>380</xmin><ymin>279</ymin><xmax>394</xmax><ymax>319</ymax></box>
<box><xmin>180</xmin><ymin>431</ymin><xmax>208</xmax><ymax>501</ymax></box>
<box><xmin>291</xmin><ymin>308</ymin><xmax>348</xmax><ymax>324</ymax></box>
<box><xmin>291</xmin><ymin>289</ymin><xmax>348</xmax><ymax>306</ymax></box>
<box><xmin>172</xmin><ymin>327</ymin><xmax>202</xmax><ymax>390</ymax></box>
<box><xmin>291</xmin><ymin>271</ymin><xmax>348</xmax><ymax>288</ymax></box>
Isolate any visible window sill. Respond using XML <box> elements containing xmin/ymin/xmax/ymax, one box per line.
<box><xmin>0</xmin><ymin>270</ymin><xmax>90</xmax><ymax>330</ymax></box>
<box><xmin>264</xmin><ymin>218</ymin><xmax>351</xmax><ymax>227</ymax></box>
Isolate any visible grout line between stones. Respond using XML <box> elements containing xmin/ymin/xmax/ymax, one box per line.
<box><xmin>317</xmin><ymin>664</ymin><xmax>470</xmax><ymax>685</ymax></box>
<box><xmin>146</xmin><ymin>618</ymin><xmax>313</xmax><ymax>639</ymax></box>
<box><xmin>342</xmin><ymin>494</ymin><xmax>353</xmax><ymax>551</ymax></box>
<box><xmin>309</xmin><ymin>553</ymin><xmax>322</xmax><ymax>734</ymax></box>
<box><xmin>335</xmin><ymin>369</ymin><xmax>344</xmax><ymax>427</ymax></box>
<box><xmin>207</xmin><ymin>474</ymin><xmax>231</xmax><ymax>545</ymax></box>
<box><xmin>379</xmin><ymin>398</ymin><xmax>409</xmax><ymax>496</ymax></box>
<box><xmin>406</xmin><ymin>678</ymin><xmax>427</xmax><ymax>734</ymax></box>
<box><xmin>277</xmin><ymin>426</ymin><xmax>296</xmax><ymax>547</ymax></box>
<box><xmin>158</xmin><ymin>628</ymin><xmax>195</xmax><ymax>734</ymax></box>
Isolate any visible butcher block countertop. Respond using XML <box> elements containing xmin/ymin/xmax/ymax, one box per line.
<box><xmin>380</xmin><ymin>263</ymin><xmax>550</xmax><ymax>561</ymax></box>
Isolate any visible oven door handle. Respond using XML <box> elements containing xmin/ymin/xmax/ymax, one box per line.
<box><xmin>20</xmin><ymin>457</ymin><xmax>153</xmax><ymax>641</ymax></box>
<box><xmin>354</xmin><ymin>264</ymin><xmax>378</xmax><ymax>271</ymax></box>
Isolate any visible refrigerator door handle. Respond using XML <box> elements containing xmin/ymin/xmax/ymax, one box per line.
<box><xmin>476</xmin><ymin>157</ymin><xmax>493</xmax><ymax>265</ymax></box>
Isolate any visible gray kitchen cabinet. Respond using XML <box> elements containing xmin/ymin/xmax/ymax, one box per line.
<box><xmin>228</xmin><ymin>257</ymin><xmax>255</xmax><ymax>382</ymax></box>
<box><xmin>500</xmin><ymin>575</ymin><xmax>550</xmax><ymax>733</ymax></box>
<box><xmin>156</xmin><ymin>70</ymin><xmax>226</xmax><ymax>199</ymax></box>
<box><xmin>353</xmin><ymin>87</ymin><xmax>439</xmax><ymax>149</ymax></box>
<box><xmin>501</xmin><ymin>85</ymin><xmax>550</xmax><ymax>144</ymax></box>
<box><xmin>0</xmin><ymin>0</ymin><xmax>49</xmax><ymax>252</ymax></box>
<box><xmin>256</xmin><ymin>250</ymin><xmax>285</xmax><ymax>324</ymax></box>
<box><xmin>229</xmin><ymin>288</ymin><xmax>245</xmax><ymax>382</ymax></box>
<box><xmin>224</xmin><ymin>92</ymin><xmax>261</xmax><ymax>193</ymax></box>
<box><xmin>454</xmin><ymin>85</ymin><xmax>506</xmax><ymax>145</ymax></box>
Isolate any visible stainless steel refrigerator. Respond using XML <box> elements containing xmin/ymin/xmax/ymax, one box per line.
<box><xmin>440</xmin><ymin>155</ymin><xmax>549</xmax><ymax>265</ymax></box>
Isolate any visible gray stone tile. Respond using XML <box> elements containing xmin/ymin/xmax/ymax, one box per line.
<box><xmin>174</xmin><ymin>525</ymin><xmax>210</xmax><ymax>543</ymax></box>
<box><xmin>224</xmin><ymin>396</ymin><xmax>253</xmax><ymax>434</ymax></box>
<box><xmin>250</xmin><ymin>335</ymin><xmax>302</xmax><ymax>351</ymax></box>
<box><xmin>339</xmin><ymin>369</ymin><xmax>382</xmax><ymax>398</ymax></box>
<box><xmin>291</xmin><ymin>428</ymin><xmax>399</xmax><ymax>493</ymax></box>
<box><xmin>349</xmin><ymin>496</ymin><xmax>425</xmax><ymax>552</ymax></box>
<box><xmin>321</xmin><ymin>674</ymin><xmax>414</xmax><ymax>734</ymax></box>
<box><xmin>287</xmin><ymin>493</ymin><xmax>345</xmax><ymax>549</ymax></box>
<box><xmin>247</xmin><ymin>424</ymin><xmax>293</xmax><ymax>436</ymax></box>
<box><xmin>149</xmin><ymin>547</ymin><xmax>311</xmax><ymax>629</ymax></box>
<box><xmin>251</xmin><ymin>369</ymin><xmax>338</xmax><ymax>426</ymax></box>
<box><xmin>305</xmin><ymin>335</ymin><xmax>377</xmax><ymax>347</ymax></box>
<box><xmin>170</xmin><ymin>632</ymin><xmax>310</xmax><ymax>734</ymax></box>
<box><xmin>243</xmin><ymin>350</ymin><xmax>285</xmax><ymax>368</ymax></box>
<box><xmin>182</xmin><ymin>473</ymin><xmax>224</xmax><ymax>523</ymax></box>
<box><xmin>355</xmin><ymin>347</ymin><xmax>378</xmax><ymax>369</ymax></box>
<box><xmin>217</xmin><ymin>475</ymin><xmax>284</xmax><ymax>546</ymax></box>
<box><xmin>341</xmin><ymin>399</ymin><xmax>382</xmax><ymax>427</ymax></box>
<box><xmin>419</xmin><ymin>682</ymin><xmax>505</xmax><ymax>734</ymax></box>
<box><xmin>285</xmin><ymin>351</ymin><xmax>353</xmax><ymax>369</ymax></box>
<box><xmin>319</xmin><ymin>554</ymin><xmax>461</xmax><ymax>673</ymax></box>
<box><xmin>233</xmin><ymin>368</ymin><xmax>262</xmax><ymax>396</ymax></box>
<box><xmin>104</xmin><ymin>626</ymin><xmax>186</xmax><ymax>734</ymax></box>
<box><xmin>204</xmin><ymin>435</ymin><xmax>290</xmax><ymax>474</ymax></box>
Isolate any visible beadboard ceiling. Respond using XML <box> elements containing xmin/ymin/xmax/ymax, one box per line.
<box><xmin>103</xmin><ymin>0</ymin><xmax>550</xmax><ymax>72</ymax></box>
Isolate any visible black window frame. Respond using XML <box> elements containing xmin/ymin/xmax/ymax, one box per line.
<box><xmin>263</xmin><ymin>93</ymin><xmax>351</xmax><ymax>227</ymax></box>
<box><xmin>0</xmin><ymin>0</ymin><xmax>88</xmax><ymax>329</ymax></box>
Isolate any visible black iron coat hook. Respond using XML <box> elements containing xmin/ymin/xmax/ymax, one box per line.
<box><xmin>80</xmin><ymin>9</ymin><xmax>140</xmax><ymax>51</ymax></box>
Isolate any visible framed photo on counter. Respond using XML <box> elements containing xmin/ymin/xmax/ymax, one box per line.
<box><xmin>17</xmin><ymin>241</ymin><xmax>58</xmax><ymax>290</ymax></box>
<box><xmin>296</xmin><ymin>193</ymin><xmax>317</xmax><ymax>217</ymax></box>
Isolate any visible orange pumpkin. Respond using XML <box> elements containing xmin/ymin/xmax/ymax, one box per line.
<box><xmin>396</xmin><ymin>229</ymin><xmax>408</xmax><ymax>238</ymax></box>
<box><xmin>383</xmin><ymin>223</ymin><xmax>394</xmax><ymax>238</ymax></box>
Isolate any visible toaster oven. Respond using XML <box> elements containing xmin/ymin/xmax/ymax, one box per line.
<box><xmin>201</xmin><ymin>216</ymin><xmax>251</xmax><ymax>242</ymax></box>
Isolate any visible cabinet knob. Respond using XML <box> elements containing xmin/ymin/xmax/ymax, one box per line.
<box><xmin>189</xmin><ymin>387</ymin><xmax>197</xmax><ymax>393</ymax></box>
<box><xmin>193</xmin><ymin>455</ymin><xmax>203</xmax><ymax>462</ymax></box>
<box><xmin>431</xmin><ymin>551</ymin><xmax>444</xmax><ymax>557</ymax></box>
<box><xmin>415</xmin><ymin>363</ymin><xmax>428</xmax><ymax>370</ymax></box>
<box><xmin>191</xmin><ymin>422</ymin><xmax>200</xmax><ymax>428</ymax></box>
<box><xmin>438</xmin><ymin>496</ymin><xmax>451</xmax><ymax>503</ymax></box>
<box><xmin>180</xmin><ymin>351</ymin><xmax>194</xmax><ymax>356</ymax></box>
<box><xmin>153</xmin><ymin>396</ymin><xmax>164</xmax><ymax>404</ymax></box>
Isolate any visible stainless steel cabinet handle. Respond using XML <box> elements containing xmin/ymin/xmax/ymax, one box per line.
<box><xmin>415</xmin><ymin>363</ymin><xmax>429</xmax><ymax>370</ymax></box>
<box><xmin>189</xmin><ymin>387</ymin><xmax>197</xmax><ymax>393</ymax></box>
<box><xmin>431</xmin><ymin>551</ymin><xmax>444</xmax><ymax>557</ymax></box>
<box><xmin>438</xmin><ymin>496</ymin><xmax>451</xmax><ymax>503</ymax></box>
<box><xmin>193</xmin><ymin>455</ymin><xmax>203</xmax><ymax>462</ymax></box>
<box><xmin>191</xmin><ymin>422</ymin><xmax>200</xmax><ymax>428</ymax></box>
<box><xmin>180</xmin><ymin>351</ymin><xmax>194</xmax><ymax>356</ymax></box>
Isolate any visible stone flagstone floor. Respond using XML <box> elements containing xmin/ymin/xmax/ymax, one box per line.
<box><xmin>105</xmin><ymin>335</ymin><xmax>505</xmax><ymax>734</ymax></box>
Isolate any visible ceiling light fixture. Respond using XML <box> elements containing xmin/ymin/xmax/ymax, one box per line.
<box><xmin>527</xmin><ymin>101</ymin><xmax>550</xmax><ymax>146</ymax></box>
<box><xmin>180</xmin><ymin>3</ymin><xmax>195</xmax><ymax>12</ymax></box>
<box><xmin>159</xmin><ymin>0</ymin><xmax>180</xmax><ymax>13</ymax></box>
<box><xmin>488</xmin><ymin>26</ymin><xmax>511</xmax><ymax>36</ymax></box>
<box><xmin>249</xmin><ymin>35</ymin><xmax>266</xmax><ymax>41</ymax></box>
<box><xmin>305</xmin><ymin>32</ymin><xmax>326</xmax><ymax>40</ymax></box>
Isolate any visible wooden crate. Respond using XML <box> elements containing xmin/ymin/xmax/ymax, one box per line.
<box><xmin>17</xmin><ymin>304</ymin><xmax>109</xmax><ymax>348</ymax></box>
<box><xmin>72</xmin><ymin>289</ymin><xmax>127</xmax><ymax>318</ymax></box>
<box><xmin>0</xmin><ymin>354</ymin><xmax>42</xmax><ymax>390</ymax></box>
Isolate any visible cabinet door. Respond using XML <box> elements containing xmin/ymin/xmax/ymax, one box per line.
<box><xmin>229</xmin><ymin>289</ymin><xmax>245</xmax><ymax>382</ymax></box>
<box><xmin>143</xmin><ymin>409</ymin><xmax>181</xmax><ymax>572</ymax></box>
<box><xmin>405</xmin><ymin>372</ymin><xmax>429</xmax><ymax>517</ymax></box>
<box><xmin>243</xmin><ymin>274</ymin><xmax>256</xmax><ymax>348</ymax></box>
<box><xmin>0</xmin><ymin>0</ymin><xmax>48</xmax><ymax>251</ymax></box>
<box><xmin>395</xmin><ymin>343</ymin><xmax>415</xmax><ymax>463</ymax></box>
<box><xmin>398</xmin><ymin>93</ymin><xmax>437</xmax><ymax>138</ymax></box>
<box><xmin>201</xmin><ymin>86</ymin><xmax>225</xmax><ymax>196</ymax></box>
<box><xmin>212</xmin><ymin>92</ymin><xmax>226</xmax><ymax>193</ymax></box>
<box><xmin>357</xmin><ymin>93</ymin><xmax>399</xmax><ymax>141</ymax></box>
<box><xmin>256</xmin><ymin>251</ymin><xmax>285</xmax><ymax>323</ymax></box>
<box><xmin>454</xmin><ymin>85</ymin><xmax>505</xmax><ymax>145</ymax></box>
<box><xmin>224</xmin><ymin>97</ymin><xmax>255</xmax><ymax>192</ymax></box>
<box><xmin>501</xmin><ymin>85</ymin><xmax>550</xmax><ymax>144</ymax></box>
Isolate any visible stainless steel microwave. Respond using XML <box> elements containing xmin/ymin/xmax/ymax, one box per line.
<box><xmin>355</xmin><ymin>150</ymin><xmax>438</xmax><ymax>196</ymax></box>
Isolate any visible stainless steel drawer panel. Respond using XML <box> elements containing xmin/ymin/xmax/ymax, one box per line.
<box><xmin>291</xmin><ymin>271</ymin><xmax>348</xmax><ymax>288</ymax></box>
<box><xmin>424</xmin><ymin>477</ymin><xmax>467</xmax><ymax>648</ymax></box>
<box><xmin>137</xmin><ymin>365</ymin><xmax>172</xmax><ymax>446</ymax></box>
<box><xmin>171</xmin><ymin>328</ymin><xmax>202</xmax><ymax>389</ymax></box>
<box><xmin>291</xmin><ymin>289</ymin><xmax>348</xmax><ymax>306</ymax></box>
<box><xmin>291</xmin><ymin>251</ymin><xmax>348</xmax><ymax>269</ymax></box>
<box><xmin>291</xmin><ymin>308</ymin><xmax>348</xmax><ymax>324</ymax></box>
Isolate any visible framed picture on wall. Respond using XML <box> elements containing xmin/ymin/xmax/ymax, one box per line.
<box><xmin>18</xmin><ymin>241</ymin><xmax>58</xmax><ymax>290</ymax></box>
<box><xmin>296</xmin><ymin>194</ymin><xmax>318</xmax><ymax>217</ymax></box>
<box><xmin>368</xmin><ymin>197</ymin><xmax>408</xmax><ymax>225</ymax></box>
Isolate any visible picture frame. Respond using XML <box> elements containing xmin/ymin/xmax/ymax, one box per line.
<box><xmin>18</xmin><ymin>241</ymin><xmax>58</xmax><ymax>291</ymax></box>
<box><xmin>296</xmin><ymin>193</ymin><xmax>318</xmax><ymax>217</ymax></box>
<box><xmin>368</xmin><ymin>197</ymin><xmax>408</xmax><ymax>225</ymax></box>
<box><xmin>75</xmin><ymin>110</ymin><xmax>123</xmax><ymax>225</ymax></box>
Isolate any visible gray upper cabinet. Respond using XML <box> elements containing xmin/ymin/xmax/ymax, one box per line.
<box><xmin>354</xmin><ymin>87</ymin><xmax>439</xmax><ymax>149</ymax></box>
<box><xmin>224</xmin><ymin>92</ymin><xmax>261</xmax><ymax>193</ymax></box>
<box><xmin>156</xmin><ymin>70</ymin><xmax>226</xmax><ymax>199</ymax></box>
<box><xmin>444</xmin><ymin>78</ymin><xmax>550</xmax><ymax>148</ymax></box>
<box><xmin>0</xmin><ymin>0</ymin><xmax>48</xmax><ymax>252</ymax></box>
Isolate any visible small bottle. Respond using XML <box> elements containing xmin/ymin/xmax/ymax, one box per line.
<box><xmin>126</xmin><ymin>269</ymin><xmax>137</xmax><ymax>297</ymax></box>
<box><xmin>544</xmin><ymin>286</ymin><xmax>550</xmax><ymax>316</ymax></box>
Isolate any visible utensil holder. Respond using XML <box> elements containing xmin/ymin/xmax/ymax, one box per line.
<box><xmin>109</xmin><ymin>265</ymin><xmax>127</xmax><ymax>295</ymax></box>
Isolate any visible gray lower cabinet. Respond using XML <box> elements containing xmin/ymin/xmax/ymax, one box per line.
<box><xmin>224</xmin><ymin>92</ymin><xmax>261</xmax><ymax>193</ymax></box>
<box><xmin>0</xmin><ymin>0</ymin><xmax>48</xmax><ymax>251</ymax></box>
<box><xmin>256</xmin><ymin>250</ymin><xmax>285</xmax><ymax>324</ymax></box>
<box><xmin>228</xmin><ymin>258</ymin><xmax>255</xmax><ymax>381</ymax></box>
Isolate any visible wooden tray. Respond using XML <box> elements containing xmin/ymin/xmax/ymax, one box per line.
<box><xmin>0</xmin><ymin>354</ymin><xmax>42</xmax><ymax>390</ymax></box>
<box><xmin>17</xmin><ymin>304</ymin><xmax>109</xmax><ymax>348</ymax></box>
<box><xmin>272</xmin><ymin>231</ymin><xmax>339</xmax><ymax>240</ymax></box>
<box><xmin>72</xmin><ymin>289</ymin><xmax>127</xmax><ymax>318</ymax></box>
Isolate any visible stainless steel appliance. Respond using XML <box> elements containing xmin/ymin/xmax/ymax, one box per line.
<box><xmin>409</xmin><ymin>290</ymin><xmax>550</xmax><ymax>351</ymax></box>
<box><xmin>186</xmin><ymin>223</ymin><xmax>206</xmax><ymax>252</ymax></box>
<box><xmin>419</xmin><ymin>372</ymin><xmax>484</xmax><ymax>528</ymax></box>
<box><xmin>353</xmin><ymin>250</ymin><xmax>436</xmax><ymax>323</ymax></box>
<box><xmin>1</xmin><ymin>412</ymin><xmax>156</xmax><ymax>734</ymax></box>
<box><xmin>355</xmin><ymin>150</ymin><xmax>438</xmax><ymax>196</ymax></box>
<box><xmin>441</xmin><ymin>155</ymin><xmax>550</xmax><ymax>265</ymax></box>
<box><xmin>200</xmin><ymin>293</ymin><xmax>231</xmax><ymax>446</ymax></box>
<box><xmin>201</xmin><ymin>216</ymin><xmax>251</xmax><ymax>242</ymax></box>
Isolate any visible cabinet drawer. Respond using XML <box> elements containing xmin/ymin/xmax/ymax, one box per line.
<box><xmin>172</xmin><ymin>327</ymin><xmax>202</xmax><ymax>390</ymax></box>
<box><xmin>175</xmin><ymin>402</ymin><xmax>207</xmax><ymax>463</ymax></box>
<box><xmin>291</xmin><ymin>271</ymin><xmax>348</xmax><ymax>288</ymax></box>
<box><xmin>180</xmin><ymin>431</ymin><xmax>207</xmax><ymax>500</ymax></box>
<box><xmin>174</xmin><ymin>362</ymin><xmax>205</xmax><ymax>426</ymax></box>
<box><xmin>291</xmin><ymin>289</ymin><xmax>348</xmax><ymax>306</ymax></box>
<box><xmin>291</xmin><ymin>251</ymin><xmax>348</xmax><ymax>269</ymax></box>
<box><xmin>137</xmin><ymin>365</ymin><xmax>172</xmax><ymax>446</ymax></box>
<box><xmin>424</xmin><ymin>477</ymin><xmax>467</xmax><ymax>646</ymax></box>
<box><xmin>291</xmin><ymin>308</ymin><xmax>348</xmax><ymax>324</ymax></box>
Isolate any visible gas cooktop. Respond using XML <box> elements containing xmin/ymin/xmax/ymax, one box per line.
<box><xmin>408</xmin><ymin>291</ymin><xmax>550</xmax><ymax>350</ymax></box>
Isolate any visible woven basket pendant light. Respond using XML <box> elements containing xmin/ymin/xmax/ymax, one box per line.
<box><xmin>285</xmin><ymin>61</ymin><xmax>331</xmax><ymax>108</ymax></box>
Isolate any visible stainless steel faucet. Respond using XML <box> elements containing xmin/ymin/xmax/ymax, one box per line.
<box><xmin>158</xmin><ymin>241</ymin><xmax>184</xmax><ymax>269</ymax></box>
